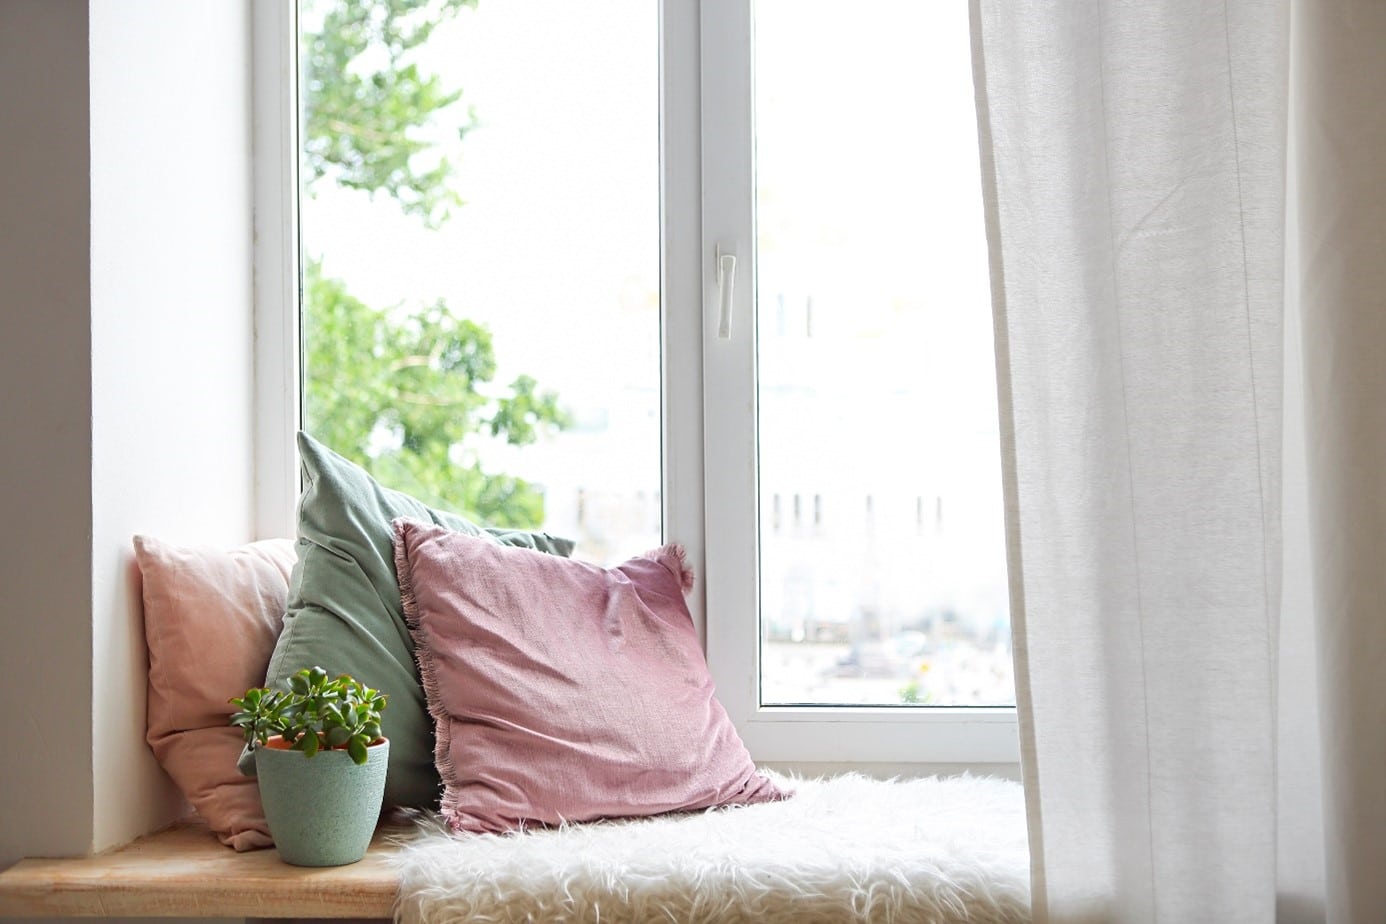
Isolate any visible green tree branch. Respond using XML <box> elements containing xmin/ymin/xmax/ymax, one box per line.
<box><xmin>301</xmin><ymin>0</ymin><xmax>567</xmax><ymax>528</ymax></box>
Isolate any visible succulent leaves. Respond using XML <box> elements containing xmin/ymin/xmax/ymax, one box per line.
<box><xmin>229</xmin><ymin>667</ymin><xmax>388</xmax><ymax>766</ymax></box>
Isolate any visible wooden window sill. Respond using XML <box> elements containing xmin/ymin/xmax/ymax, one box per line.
<box><xmin>0</xmin><ymin>821</ymin><xmax>402</xmax><ymax>918</ymax></box>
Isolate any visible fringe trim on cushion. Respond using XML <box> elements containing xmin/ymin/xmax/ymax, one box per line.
<box><xmin>391</xmin><ymin>517</ymin><xmax>460</xmax><ymax>828</ymax></box>
<box><xmin>645</xmin><ymin>543</ymin><xmax>695</xmax><ymax>595</ymax></box>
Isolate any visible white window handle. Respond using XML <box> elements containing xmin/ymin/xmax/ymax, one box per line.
<box><xmin>716</xmin><ymin>249</ymin><xmax>737</xmax><ymax>340</ymax></box>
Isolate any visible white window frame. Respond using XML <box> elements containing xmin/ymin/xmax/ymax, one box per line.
<box><xmin>253</xmin><ymin>0</ymin><xmax>1019</xmax><ymax>770</ymax></box>
<box><xmin>692</xmin><ymin>0</ymin><xmax>1017</xmax><ymax>765</ymax></box>
<box><xmin>252</xmin><ymin>0</ymin><xmax>301</xmax><ymax>542</ymax></box>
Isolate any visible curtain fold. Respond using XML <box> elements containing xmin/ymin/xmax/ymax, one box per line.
<box><xmin>1294</xmin><ymin>2</ymin><xmax>1386</xmax><ymax>920</ymax></box>
<box><xmin>972</xmin><ymin>0</ymin><xmax>1385</xmax><ymax>920</ymax></box>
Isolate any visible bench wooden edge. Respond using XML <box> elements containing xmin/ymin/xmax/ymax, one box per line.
<box><xmin>0</xmin><ymin>821</ymin><xmax>402</xmax><ymax>918</ymax></box>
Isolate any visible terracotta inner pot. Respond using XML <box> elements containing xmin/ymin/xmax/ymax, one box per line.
<box><xmin>262</xmin><ymin>734</ymin><xmax>386</xmax><ymax>751</ymax></box>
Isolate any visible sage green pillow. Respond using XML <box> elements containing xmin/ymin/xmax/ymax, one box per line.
<box><xmin>264</xmin><ymin>432</ymin><xmax>575</xmax><ymax>809</ymax></box>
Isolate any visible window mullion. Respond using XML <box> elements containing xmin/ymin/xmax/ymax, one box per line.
<box><xmin>252</xmin><ymin>0</ymin><xmax>300</xmax><ymax>540</ymax></box>
<box><xmin>660</xmin><ymin>0</ymin><xmax>710</xmax><ymax>644</ymax></box>
<box><xmin>699</xmin><ymin>0</ymin><xmax>761</xmax><ymax>738</ymax></box>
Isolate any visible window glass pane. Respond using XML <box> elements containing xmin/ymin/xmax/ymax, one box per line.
<box><xmin>755</xmin><ymin>1</ymin><xmax>1014</xmax><ymax>706</ymax></box>
<box><xmin>299</xmin><ymin>0</ymin><xmax>660</xmax><ymax>565</ymax></box>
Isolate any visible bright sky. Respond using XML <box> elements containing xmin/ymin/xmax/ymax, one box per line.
<box><xmin>307</xmin><ymin>0</ymin><xmax>658</xmax><ymax>402</ymax></box>
<box><xmin>306</xmin><ymin>1</ymin><xmax>990</xmax><ymax>401</ymax></box>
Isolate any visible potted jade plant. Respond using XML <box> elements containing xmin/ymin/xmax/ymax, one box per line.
<box><xmin>231</xmin><ymin>666</ymin><xmax>389</xmax><ymax>867</ymax></box>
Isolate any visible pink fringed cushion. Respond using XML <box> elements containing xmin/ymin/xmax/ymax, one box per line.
<box><xmin>134</xmin><ymin>535</ymin><xmax>296</xmax><ymax>850</ymax></box>
<box><xmin>392</xmin><ymin>518</ymin><xmax>788</xmax><ymax>833</ymax></box>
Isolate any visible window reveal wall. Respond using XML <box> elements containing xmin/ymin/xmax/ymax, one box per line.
<box><xmin>0</xmin><ymin>0</ymin><xmax>259</xmax><ymax>873</ymax></box>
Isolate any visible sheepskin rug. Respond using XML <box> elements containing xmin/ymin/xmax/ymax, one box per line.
<box><xmin>391</xmin><ymin>773</ymin><xmax>1030</xmax><ymax>924</ymax></box>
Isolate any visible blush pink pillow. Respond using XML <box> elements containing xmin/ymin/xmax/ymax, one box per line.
<box><xmin>392</xmin><ymin>518</ymin><xmax>788</xmax><ymax>833</ymax></box>
<box><xmin>134</xmin><ymin>535</ymin><xmax>296</xmax><ymax>850</ymax></box>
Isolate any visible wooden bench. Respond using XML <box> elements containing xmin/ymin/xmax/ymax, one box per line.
<box><xmin>0</xmin><ymin>821</ymin><xmax>402</xmax><ymax>919</ymax></box>
<box><xmin>1</xmin><ymin>775</ymin><xmax>1031</xmax><ymax>921</ymax></box>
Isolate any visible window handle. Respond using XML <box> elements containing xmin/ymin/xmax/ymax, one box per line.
<box><xmin>716</xmin><ymin>248</ymin><xmax>737</xmax><ymax>340</ymax></box>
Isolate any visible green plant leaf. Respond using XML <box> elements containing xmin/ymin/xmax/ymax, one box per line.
<box><xmin>230</xmin><ymin>667</ymin><xmax>387</xmax><ymax>759</ymax></box>
<box><xmin>348</xmin><ymin>736</ymin><xmax>368</xmax><ymax>766</ymax></box>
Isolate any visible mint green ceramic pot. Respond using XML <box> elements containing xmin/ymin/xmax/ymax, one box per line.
<box><xmin>255</xmin><ymin>737</ymin><xmax>389</xmax><ymax>867</ymax></box>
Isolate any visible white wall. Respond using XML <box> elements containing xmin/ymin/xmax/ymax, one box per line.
<box><xmin>0</xmin><ymin>0</ymin><xmax>257</xmax><ymax>871</ymax></box>
<box><xmin>88</xmin><ymin>0</ymin><xmax>257</xmax><ymax>853</ymax></box>
<box><xmin>0</xmin><ymin>0</ymin><xmax>97</xmax><ymax>868</ymax></box>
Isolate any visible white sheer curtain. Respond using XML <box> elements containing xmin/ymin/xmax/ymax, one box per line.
<box><xmin>969</xmin><ymin>0</ymin><xmax>1386</xmax><ymax>921</ymax></box>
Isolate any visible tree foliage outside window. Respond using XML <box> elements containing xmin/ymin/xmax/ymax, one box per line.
<box><xmin>301</xmin><ymin>0</ymin><xmax>567</xmax><ymax>528</ymax></box>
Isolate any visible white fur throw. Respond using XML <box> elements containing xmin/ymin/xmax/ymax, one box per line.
<box><xmin>392</xmin><ymin>773</ymin><xmax>1030</xmax><ymax>923</ymax></box>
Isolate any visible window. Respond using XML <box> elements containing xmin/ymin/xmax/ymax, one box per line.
<box><xmin>699</xmin><ymin>0</ymin><xmax>1015</xmax><ymax>764</ymax></box>
<box><xmin>260</xmin><ymin>0</ymin><xmax>1017</xmax><ymax>766</ymax></box>
<box><xmin>296</xmin><ymin>0</ymin><xmax>661</xmax><ymax>566</ymax></box>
